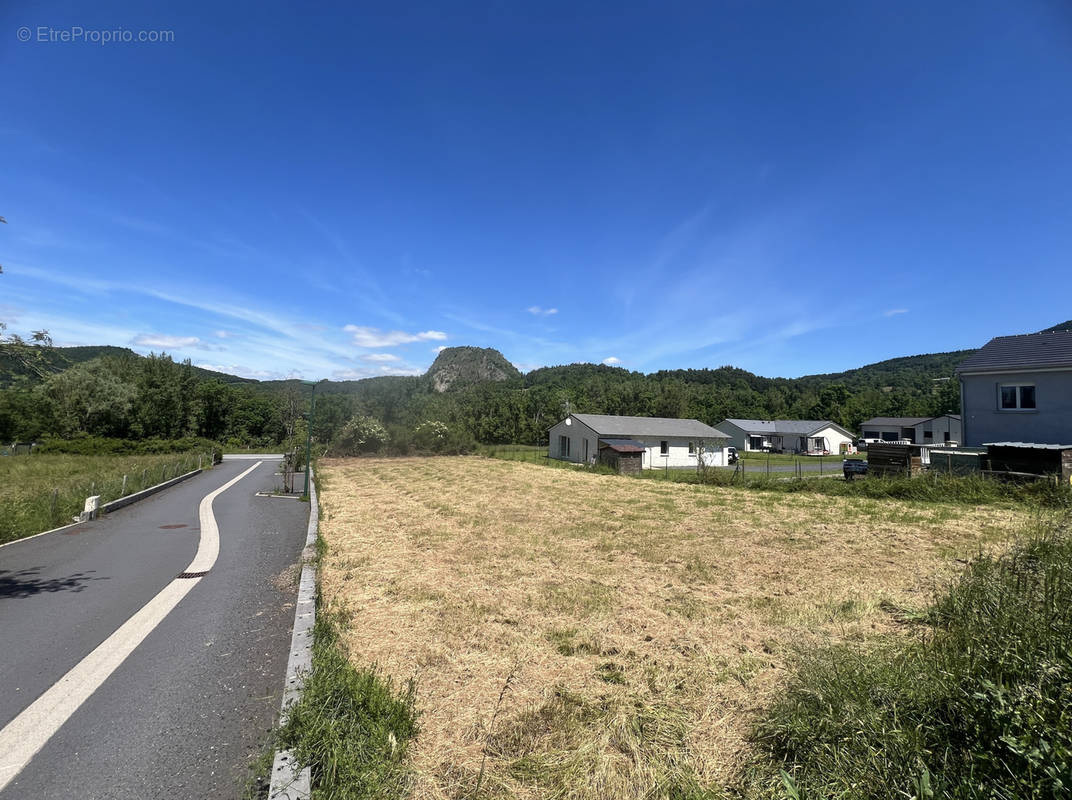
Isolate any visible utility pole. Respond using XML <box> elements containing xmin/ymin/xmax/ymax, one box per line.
<box><xmin>302</xmin><ymin>380</ymin><xmax>316</xmax><ymax>496</ymax></box>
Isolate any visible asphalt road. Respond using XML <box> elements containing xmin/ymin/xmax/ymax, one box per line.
<box><xmin>0</xmin><ymin>457</ymin><xmax>309</xmax><ymax>800</ymax></box>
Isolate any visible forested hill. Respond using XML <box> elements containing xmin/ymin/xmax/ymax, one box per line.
<box><xmin>303</xmin><ymin>346</ymin><xmax>969</xmax><ymax>445</ymax></box>
<box><xmin>0</xmin><ymin>338</ymin><xmax>972</xmax><ymax>446</ymax></box>
<box><xmin>0</xmin><ymin>344</ymin><xmax>255</xmax><ymax>388</ymax></box>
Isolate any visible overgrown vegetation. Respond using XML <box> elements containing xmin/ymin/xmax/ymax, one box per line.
<box><xmin>33</xmin><ymin>435</ymin><xmax>222</xmax><ymax>459</ymax></box>
<box><xmin>679</xmin><ymin>467</ymin><xmax>1072</xmax><ymax>508</ymax></box>
<box><xmin>0</xmin><ymin>450</ymin><xmax>210</xmax><ymax>544</ymax></box>
<box><xmin>279</xmin><ymin>610</ymin><xmax>420</xmax><ymax>800</ymax></box>
<box><xmin>742</xmin><ymin>516</ymin><xmax>1072</xmax><ymax>799</ymax></box>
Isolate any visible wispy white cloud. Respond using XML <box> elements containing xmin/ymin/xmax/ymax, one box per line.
<box><xmin>344</xmin><ymin>325</ymin><xmax>446</xmax><ymax>348</ymax></box>
<box><xmin>526</xmin><ymin>306</ymin><xmax>558</xmax><ymax>316</ymax></box>
<box><xmin>112</xmin><ymin>215</ymin><xmax>171</xmax><ymax>235</ymax></box>
<box><xmin>214</xmin><ymin>330</ymin><xmax>233</xmax><ymax>339</ymax></box>
<box><xmin>361</xmin><ymin>352</ymin><xmax>400</xmax><ymax>362</ymax></box>
<box><xmin>602</xmin><ymin>356</ymin><xmax>622</xmax><ymax>365</ymax></box>
<box><xmin>194</xmin><ymin>362</ymin><xmax>304</xmax><ymax>381</ymax></box>
<box><xmin>132</xmin><ymin>334</ymin><xmax>201</xmax><ymax>349</ymax></box>
<box><xmin>332</xmin><ymin>365</ymin><xmax>422</xmax><ymax>380</ymax></box>
<box><xmin>884</xmin><ymin>308</ymin><xmax>909</xmax><ymax>317</ymax></box>
<box><xmin>432</xmin><ymin>345</ymin><xmax>448</xmax><ymax>353</ymax></box>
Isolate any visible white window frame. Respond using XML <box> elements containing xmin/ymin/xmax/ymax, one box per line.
<box><xmin>559</xmin><ymin>434</ymin><xmax>570</xmax><ymax>457</ymax></box>
<box><xmin>688</xmin><ymin>441</ymin><xmax>695</xmax><ymax>455</ymax></box>
<box><xmin>998</xmin><ymin>383</ymin><xmax>1037</xmax><ymax>411</ymax></box>
<box><xmin>660</xmin><ymin>440</ymin><xmax>669</xmax><ymax>456</ymax></box>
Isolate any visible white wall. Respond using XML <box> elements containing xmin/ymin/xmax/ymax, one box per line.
<box><xmin>810</xmin><ymin>425</ymin><xmax>854</xmax><ymax>454</ymax></box>
<box><xmin>912</xmin><ymin>416</ymin><xmax>962</xmax><ymax>446</ymax></box>
<box><xmin>637</xmin><ymin>437</ymin><xmax>726</xmax><ymax>469</ymax></box>
<box><xmin>546</xmin><ymin>417</ymin><xmax>599</xmax><ymax>464</ymax></box>
<box><xmin>547</xmin><ymin>418</ymin><xmax>727</xmax><ymax>468</ymax></box>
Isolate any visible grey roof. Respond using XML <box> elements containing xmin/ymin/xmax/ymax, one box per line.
<box><xmin>860</xmin><ymin>417</ymin><xmax>932</xmax><ymax>427</ymax></box>
<box><xmin>721</xmin><ymin>418</ymin><xmax>853</xmax><ymax>437</ymax></box>
<box><xmin>957</xmin><ymin>330</ymin><xmax>1072</xmax><ymax>373</ymax></box>
<box><xmin>599</xmin><ymin>438</ymin><xmax>646</xmax><ymax>453</ymax></box>
<box><xmin>570</xmin><ymin>413</ymin><xmax>730</xmax><ymax>439</ymax></box>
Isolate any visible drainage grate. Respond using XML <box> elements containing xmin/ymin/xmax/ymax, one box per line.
<box><xmin>177</xmin><ymin>570</ymin><xmax>209</xmax><ymax>579</ymax></box>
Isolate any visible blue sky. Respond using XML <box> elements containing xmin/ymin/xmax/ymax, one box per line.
<box><xmin>3</xmin><ymin>1</ymin><xmax>1071</xmax><ymax>380</ymax></box>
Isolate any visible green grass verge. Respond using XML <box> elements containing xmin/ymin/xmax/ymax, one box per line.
<box><xmin>0</xmin><ymin>451</ymin><xmax>211</xmax><ymax>544</ymax></box>
<box><xmin>740</xmin><ymin>514</ymin><xmax>1072</xmax><ymax>799</ymax></box>
<box><xmin>278</xmin><ymin>609</ymin><xmax>420</xmax><ymax>800</ymax></box>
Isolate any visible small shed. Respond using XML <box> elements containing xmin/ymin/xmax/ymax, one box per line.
<box><xmin>983</xmin><ymin>442</ymin><xmax>1072</xmax><ymax>484</ymax></box>
<box><xmin>867</xmin><ymin>442</ymin><xmax>925</xmax><ymax>477</ymax></box>
<box><xmin>598</xmin><ymin>439</ymin><xmax>645</xmax><ymax>475</ymax></box>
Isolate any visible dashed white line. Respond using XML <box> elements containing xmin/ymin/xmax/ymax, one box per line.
<box><xmin>0</xmin><ymin>461</ymin><xmax>263</xmax><ymax>790</ymax></box>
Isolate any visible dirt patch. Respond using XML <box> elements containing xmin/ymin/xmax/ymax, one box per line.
<box><xmin>317</xmin><ymin>456</ymin><xmax>1027</xmax><ymax>799</ymax></box>
<box><xmin>271</xmin><ymin>562</ymin><xmax>301</xmax><ymax>594</ymax></box>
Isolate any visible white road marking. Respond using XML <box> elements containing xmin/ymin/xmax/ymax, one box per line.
<box><xmin>0</xmin><ymin>461</ymin><xmax>263</xmax><ymax>790</ymax></box>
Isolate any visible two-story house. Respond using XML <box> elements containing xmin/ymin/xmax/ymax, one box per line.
<box><xmin>956</xmin><ymin>330</ymin><xmax>1072</xmax><ymax>447</ymax></box>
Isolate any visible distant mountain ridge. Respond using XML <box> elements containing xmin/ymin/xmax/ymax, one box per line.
<box><xmin>0</xmin><ymin>344</ymin><xmax>256</xmax><ymax>388</ymax></box>
<box><xmin>10</xmin><ymin>318</ymin><xmax>1071</xmax><ymax>396</ymax></box>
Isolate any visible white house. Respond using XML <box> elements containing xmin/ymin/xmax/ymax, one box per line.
<box><xmin>547</xmin><ymin>413</ymin><xmax>733</xmax><ymax>468</ymax></box>
<box><xmin>718</xmin><ymin>418</ymin><xmax>855</xmax><ymax>455</ymax></box>
<box><xmin>859</xmin><ymin>415</ymin><xmax>962</xmax><ymax>445</ymax></box>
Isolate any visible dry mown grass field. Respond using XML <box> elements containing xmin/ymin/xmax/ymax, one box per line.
<box><xmin>317</xmin><ymin>456</ymin><xmax>1028</xmax><ymax>799</ymax></box>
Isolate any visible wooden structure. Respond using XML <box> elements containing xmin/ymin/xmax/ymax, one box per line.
<box><xmin>983</xmin><ymin>442</ymin><xmax>1072</xmax><ymax>484</ymax></box>
<box><xmin>866</xmin><ymin>442</ymin><xmax>925</xmax><ymax>477</ymax></box>
<box><xmin>598</xmin><ymin>438</ymin><xmax>644</xmax><ymax>475</ymax></box>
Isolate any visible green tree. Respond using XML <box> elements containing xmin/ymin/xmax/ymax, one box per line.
<box><xmin>332</xmin><ymin>415</ymin><xmax>389</xmax><ymax>455</ymax></box>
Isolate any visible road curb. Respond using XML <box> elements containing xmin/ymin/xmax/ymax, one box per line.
<box><xmin>268</xmin><ymin>469</ymin><xmax>317</xmax><ymax>800</ymax></box>
<box><xmin>99</xmin><ymin>468</ymin><xmax>202</xmax><ymax>514</ymax></box>
<box><xmin>0</xmin><ymin>467</ymin><xmax>205</xmax><ymax>550</ymax></box>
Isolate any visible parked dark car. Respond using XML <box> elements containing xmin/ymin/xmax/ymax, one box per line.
<box><xmin>843</xmin><ymin>458</ymin><xmax>868</xmax><ymax>480</ymax></box>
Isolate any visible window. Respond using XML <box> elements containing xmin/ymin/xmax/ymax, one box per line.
<box><xmin>1000</xmin><ymin>384</ymin><xmax>1036</xmax><ymax>410</ymax></box>
<box><xmin>559</xmin><ymin>435</ymin><xmax>570</xmax><ymax>457</ymax></box>
<box><xmin>748</xmin><ymin>435</ymin><xmax>764</xmax><ymax>450</ymax></box>
<box><xmin>944</xmin><ymin>431</ymin><xmax>951</xmax><ymax>442</ymax></box>
<box><xmin>660</xmin><ymin>440</ymin><xmax>669</xmax><ymax>455</ymax></box>
<box><xmin>923</xmin><ymin>430</ymin><xmax>933</xmax><ymax>440</ymax></box>
<box><xmin>688</xmin><ymin>441</ymin><xmax>695</xmax><ymax>455</ymax></box>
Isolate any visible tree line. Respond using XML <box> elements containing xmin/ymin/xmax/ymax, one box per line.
<box><xmin>0</xmin><ymin>345</ymin><xmax>966</xmax><ymax>452</ymax></box>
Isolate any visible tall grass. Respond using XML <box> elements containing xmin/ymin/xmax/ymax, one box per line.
<box><xmin>653</xmin><ymin>462</ymin><xmax>1070</xmax><ymax>508</ymax></box>
<box><xmin>481</xmin><ymin>444</ymin><xmax>1072</xmax><ymax>508</ymax></box>
<box><xmin>742</xmin><ymin>514</ymin><xmax>1072</xmax><ymax>799</ymax></box>
<box><xmin>0</xmin><ymin>452</ymin><xmax>210</xmax><ymax>544</ymax></box>
<box><xmin>279</xmin><ymin>610</ymin><xmax>420</xmax><ymax>800</ymax></box>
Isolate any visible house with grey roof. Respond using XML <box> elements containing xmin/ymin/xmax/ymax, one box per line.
<box><xmin>717</xmin><ymin>418</ymin><xmax>855</xmax><ymax>455</ymax></box>
<box><xmin>548</xmin><ymin>413</ymin><xmax>732</xmax><ymax>468</ymax></box>
<box><xmin>956</xmin><ymin>329</ymin><xmax>1072</xmax><ymax>447</ymax></box>
<box><xmin>860</xmin><ymin>415</ymin><xmax>961</xmax><ymax>445</ymax></box>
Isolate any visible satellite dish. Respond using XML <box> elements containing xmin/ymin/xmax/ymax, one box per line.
<box><xmin>565</xmin><ymin>418</ymin><xmax>572</xmax><ymax>426</ymax></box>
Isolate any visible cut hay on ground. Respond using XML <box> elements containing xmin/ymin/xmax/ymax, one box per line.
<box><xmin>317</xmin><ymin>456</ymin><xmax>1026</xmax><ymax>799</ymax></box>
